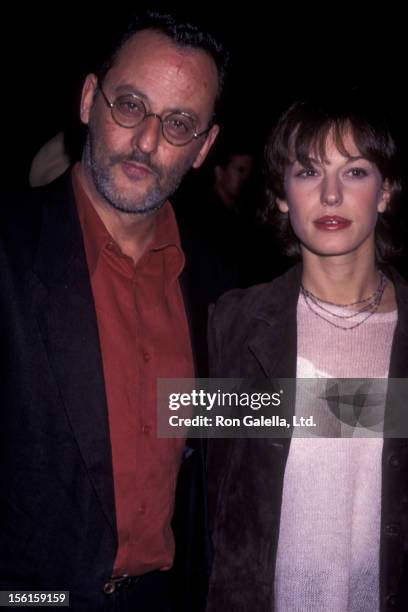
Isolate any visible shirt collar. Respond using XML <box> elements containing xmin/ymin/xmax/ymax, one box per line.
<box><xmin>71</xmin><ymin>162</ymin><xmax>185</xmax><ymax>285</ymax></box>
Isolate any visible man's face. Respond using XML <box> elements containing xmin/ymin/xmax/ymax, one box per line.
<box><xmin>80</xmin><ymin>30</ymin><xmax>219</xmax><ymax>215</ymax></box>
<box><xmin>218</xmin><ymin>154</ymin><xmax>253</xmax><ymax>198</ymax></box>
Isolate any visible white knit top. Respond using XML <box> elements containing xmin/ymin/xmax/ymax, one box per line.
<box><xmin>274</xmin><ymin>292</ymin><xmax>397</xmax><ymax>612</ymax></box>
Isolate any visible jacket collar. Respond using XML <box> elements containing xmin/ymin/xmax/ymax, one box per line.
<box><xmin>247</xmin><ymin>264</ymin><xmax>302</xmax><ymax>379</ymax></box>
<box><xmin>247</xmin><ymin>263</ymin><xmax>408</xmax><ymax>379</ymax></box>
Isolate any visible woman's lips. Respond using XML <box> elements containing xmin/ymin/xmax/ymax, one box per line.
<box><xmin>313</xmin><ymin>215</ymin><xmax>352</xmax><ymax>231</ymax></box>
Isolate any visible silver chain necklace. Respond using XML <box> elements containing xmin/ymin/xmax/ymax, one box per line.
<box><xmin>300</xmin><ymin>271</ymin><xmax>387</xmax><ymax>331</ymax></box>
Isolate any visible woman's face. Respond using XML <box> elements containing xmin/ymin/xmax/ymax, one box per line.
<box><xmin>277</xmin><ymin>129</ymin><xmax>390</xmax><ymax>260</ymax></box>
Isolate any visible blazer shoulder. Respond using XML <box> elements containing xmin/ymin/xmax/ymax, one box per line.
<box><xmin>212</xmin><ymin>281</ymin><xmax>274</xmax><ymax>326</ymax></box>
<box><xmin>211</xmin><ymin>264</ymin><xmax>302</xmax><ymax>325</ymax></box>
<box><xmin>0</xmin><ymin>172</ymin><xmax>74</xmax><ymax>258</ymax></box>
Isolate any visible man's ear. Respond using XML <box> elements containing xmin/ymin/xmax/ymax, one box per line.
<box><xmin>276</xmin><ymin>197</ymin><xmax>289</xmax><ymax>213</ymax></box>
<box><xmin>80</xmin><ymin>74</ymin><xmax>98</xmax><ymax>125</ymax></box>
<box><xmin>192</xmin><ymin>124</ymin><xmax>220</xmax><ymax>169</ymax></box>
<box><xmin>377</xmin><ymin>179</ymin><xmax>391</xmax><ymax>213</ymax></box>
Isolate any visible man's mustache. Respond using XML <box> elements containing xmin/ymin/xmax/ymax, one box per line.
<box><xmin>110</xmin><ymin>151</ymin><xmax>162</xmax><ymax>179</ymax></box>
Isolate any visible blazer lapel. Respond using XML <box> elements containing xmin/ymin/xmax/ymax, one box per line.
<box><xmin>247</xmin><ymin>264</ymin><xmax>301</xmax><ymax>379</ymax></box>
<box><xmin>388</xmin><ymin>268</ymin><xmax>408</xmax><ymax>379</ymax></box>
<box><xmin>32</xmin><ymin>174</ymin><xmax>116</xmax><ymax>535</ymax></box>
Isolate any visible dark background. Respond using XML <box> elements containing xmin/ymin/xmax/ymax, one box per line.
<box><xmin>4</xmin><ymin>2</ymin><xmax>408</xmax><ymax>210</ymax></box>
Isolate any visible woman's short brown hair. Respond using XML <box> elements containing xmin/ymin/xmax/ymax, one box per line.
<box><xmin>262</xmin><ymin>94</ymin><xmax>402</xmax><ymax>263</ymax></box>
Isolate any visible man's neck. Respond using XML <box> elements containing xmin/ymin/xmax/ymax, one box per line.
<box><xmin>214</xmin><ymin>183</ymin><xmax>236</xmax><ymax>210</ymax></box>
<box><xmin>78</xmin><ymin>163</ymin><xmax>158</xmax><ymax>265</ymax></box>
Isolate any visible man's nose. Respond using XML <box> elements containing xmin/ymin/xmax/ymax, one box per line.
<box><xmin>131</xmin><ymin>115</ymin><xmax>162</xmax><ymax>154</ymax></box>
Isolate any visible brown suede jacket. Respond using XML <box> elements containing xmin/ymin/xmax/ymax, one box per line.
<box><xmin>207</xmin><ymin>264</ymin><xmax>408</xmax><ymax>612</ymax></box>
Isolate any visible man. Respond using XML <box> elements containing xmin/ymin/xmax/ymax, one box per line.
<box><xmin>209</xmin><ymin>144</ymin><xmax>255</xmax><ymax>286</ymax></box>
<box><xmin>213</xmin><ymin>146</ymin><xmax>254</xmax><ymax>212</ymax></box>
<box><xmin>0</xmin><ymin>11</ymin><xmax>227</xmax><ymax>612</ymax></box>
<box><xmin>208</xmin><ymin>141</ymin><xmax>289</xmax><ymax>287</ymax></box>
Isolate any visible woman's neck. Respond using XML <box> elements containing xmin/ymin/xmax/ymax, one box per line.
<box><xmin>301</xmin><ymin>249</ymin><xmax>381</xmax><ymax>305</ymax></box>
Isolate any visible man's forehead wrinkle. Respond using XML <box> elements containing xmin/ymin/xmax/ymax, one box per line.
<box><xmin>111</xmin><ymin>45</ymin><xmax>214</xmax><ymax>97</ymax></box>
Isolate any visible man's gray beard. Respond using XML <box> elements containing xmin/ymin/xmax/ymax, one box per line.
<box><xmin>84</xmin><ymin>131</ymin><xmax>196</xmax><ymax>216</ymax></box>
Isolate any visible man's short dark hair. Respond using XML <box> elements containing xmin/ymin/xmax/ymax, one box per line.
<box><xmin>214</xmin><ymin>139</ymin><xmax>255</xmax><ymax>170</ymax></box>
<box><xmin>262</xmin><ymin>93</ymin><xmax>403</xmax><ymax>263</ymax></box>
<box><xmin>96</xmin><ymin>10</ymin><xmax>229</xmax><ymax>117</ymax></box>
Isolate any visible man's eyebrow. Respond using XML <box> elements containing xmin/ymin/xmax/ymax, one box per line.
<box><xmin>113</xmin><ymin>84</ymin><xmax>148</xmax><ymax>101</ymax></box>
<box><xmin>112</xmin><ymin>84</ymin><xmax>200</xmax><ymax>121</ymax></box>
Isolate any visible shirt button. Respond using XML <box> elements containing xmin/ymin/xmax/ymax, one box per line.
<box><xmin>143</xmin><ymin>351</ymin><xmax>151</xmax><ymax>362</ymax></box>
<box><xmin>388</xmin><ymin>454</ymin><xmax>400</xmax><ymax>468</ymax></box>
<box><xmin>141</xmin><ymin>424</ymin><xmax>150</xmax><ymax>435</ymax></box>
<box><xmin>106</xmin><ymin>242</ymin><xmax>114</xmax><ymax>251</ymax></box>
<box><xmin>386</xmin><ymin>593</ymin><xmax>398</xmax><ymax>609</ymax></box>
<box><xmin>102</xmin><ymin>581</ymin><xmax>116</xmax><ymax>595</ymax></box>
<box><xmin>385</xmin><ymin>523</ymin><xmax>400</xmax><ymax>537</ymax></box>
<box><xmin>138</xmin><ymin>504</ymin><xmax>146</xmax><ymax>515</ymax></box>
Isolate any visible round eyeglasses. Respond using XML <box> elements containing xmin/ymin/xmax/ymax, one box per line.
<box><xmin>99</xmin><ymin>85</ymin><xmax>211</xmax><ymax>147</ymax></box>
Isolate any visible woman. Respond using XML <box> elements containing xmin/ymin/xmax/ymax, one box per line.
<box><xmin>206</xmin><ymin>95</ymin><xmax>408</xmax><ymax>611</ymax></box>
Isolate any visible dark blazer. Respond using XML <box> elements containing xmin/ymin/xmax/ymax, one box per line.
<box><xmin>0</xmin><ymin>173</ymin><xmax>210</xmax><ymax>612</ymax></box>
<box><xmin>206</xmin><ymin>264</ymin><xmax>408</xmax><ymax>612</ymax></box>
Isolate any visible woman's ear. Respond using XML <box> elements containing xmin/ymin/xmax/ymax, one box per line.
<box><xmin>276</xmin><ymin>198</ymin><xmax>289</xmax><ymax>213</ymax></box>
<box><xmin>377</xmin><ymin>180</ymin><xmax>391</xmax><ymax>214</ymax></box>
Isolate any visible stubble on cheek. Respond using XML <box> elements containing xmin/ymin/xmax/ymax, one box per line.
<box><xmin>84</xmin><ymin>111</ymin><xmax>203</xmax><ymax>214</ymax></box>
